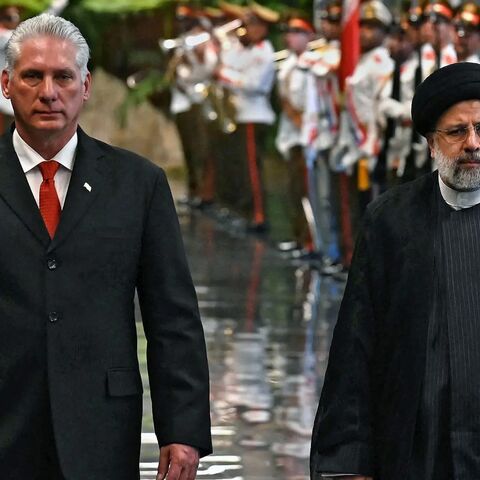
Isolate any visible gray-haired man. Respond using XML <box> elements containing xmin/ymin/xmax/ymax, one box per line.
<box><xmin>0</xmin><ymin>13</ymin><xmax>211</xmax><ymax>480</ymax></box>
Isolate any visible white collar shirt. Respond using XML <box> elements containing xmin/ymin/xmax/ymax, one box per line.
<box><xmin>13</xmin><ymin>128</ymin><xmax>77</xmax><ymax>208</ymax></box>
<box><xmin>439</xmin><ymin>174</ymin><xmax>480</xmax><ymax>210</ymax></box>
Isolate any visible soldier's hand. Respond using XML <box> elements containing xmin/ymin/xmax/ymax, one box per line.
<box><xmin>157</xmin><ymin>443</ymin><xmax>200</xmax><ymax>480</ymax></box>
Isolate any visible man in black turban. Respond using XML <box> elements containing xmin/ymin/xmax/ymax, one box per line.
<box><xmin>311</xmin><ymin>61</ymin><xmax>480</xmax><ymax>480</ymax></box>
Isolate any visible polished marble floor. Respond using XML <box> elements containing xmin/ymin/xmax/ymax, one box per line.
<box><xmin>136</xmin><ymin>206</ymin><xmax>345</xmax><ymax>479</ymax></box>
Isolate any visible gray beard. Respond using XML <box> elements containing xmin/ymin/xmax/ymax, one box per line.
<box><xmin>434</xmin><ymin>140</ymin><xmax>480</xmax><ymax>191</ymax></box>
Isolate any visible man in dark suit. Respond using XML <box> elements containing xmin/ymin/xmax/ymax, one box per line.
<box><xmin>311</xmin><ymin>62</ymin><xmax>480</xmax><ymax>479</ymax></box>
<box><xmin>0</xmin><ymin>13</ymin><xmax>211</xmax><ymax>480</ymax></box>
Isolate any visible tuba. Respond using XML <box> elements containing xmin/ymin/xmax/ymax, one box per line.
<box><xmin>205</xmin><ymin>82</ymin><xmax>238</xmax><ymax>134</ymax></box>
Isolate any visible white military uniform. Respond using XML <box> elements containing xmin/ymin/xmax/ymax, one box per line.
<box><xmin>378</xmin><ymin>46</ymin><xmax>434</xmax><ymax>178</ymax></box>
<box><xmin>421</xmin><ymin>42</ymin><xmax>437</xmax><ymax>78</ymax></box>
<box><xmin>308</xmin><ymin>40</ymin><xmax>341</xmax><ymax>152</ymax></box>
<box><xmin>306</xmin><ymin>40</ymin><xmax>342</xmax><ymax>258</ymax></box>
<box><xmin>439</xmin><ymin>42</ymin><xmax>457</xmax><ymax>67</ymax></box>
<box><xmin>169</xmin><ymin>33</ymin><xmax>218</xmax><ymax>115</ymax></box>
<box><xmin>333</xmin><ymin>45</ymin><xmax>394</xmax><ymax>171</ymax></box>
<box><xmin>218</xmin><ymin>36</ymin><xmax>276</xmax><ymax>125</ymax></box>
<box><xmin>378</xmin><ymin>40</ymin><xmax>458</xmax><ymax>179</ymax></box>
<box><xmin>275</xmin><ymin>50</ymin><xmax>319</xmax><ymax>158</ymax></box>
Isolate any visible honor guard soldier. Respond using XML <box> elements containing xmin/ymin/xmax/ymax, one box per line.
<box><xmin>309</xmin><ymin>1</ymin><xmax>344</xmax><ymax>271</ymax></box>
<box><xmin>417</xmin><ymin>3</ymin><xmax>438</xmax><ymax>79</ymax></box>
<box><xmin>275</xmin><ymin>16</ymin><xmax>319</xmax><ymax>259</ymax></box>
<box><xmin>395</xmin><ymin>4</ymin><xmax>437</xmax><ymax>180</ymax></box>
<box><xmin>378</xmin><ymin>8</ymin><xmax>430</xmax><ymax>186</ymax></box>
<box><xmin>169</xmin><ymin>5</ymin><xmax>218</xmax><ymax>207</ymax></box>
<box><xmin>377</xmin><ymin>21</ymin><xmax>415</xmax><ymax>188</ymax></box>
<box><xmin>331</xmin><ymin>0</ymin><xmax>393</xmax><ymax>233</ymax></box>
<box><xmin>216</xmin><ymin>1</ymin><xmax>278</xmax><ymax>233</ymax></box>
<box><xmin>424</xmin><ymin>0</ymin><xmax>458</xmax><ymax>67</ymax></box>
<box><xmin>404</xmin><ymin>3</ymin><xmax>436</xmax><ymax>80</ymax></box>
<box><xmin>454</xmin><ymin>1</ymin><xmax>480</xmax><ymax>63</ymax></box>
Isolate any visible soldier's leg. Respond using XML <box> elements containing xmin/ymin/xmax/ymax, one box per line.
<box><xmin>232</xmin><ymin>123</ymin><xmax>264</xmax><ymax>226</ymax></box>
<box><xmin>227</xmin><ymin>124</ymin><xmax>251</xmax><ymax>217</ymax></box>
<box><xmin>175</xmin><ymin>108</ymin><xmax>201</xmax><ymax>200</ymax></box>
<box><xmin>286</xmin><ymin>145</ymin><xmax>310</xmax><ymax>248</ymax></box>
<box><xmin>316</xmin><ymin>151</ymin><xmax>341</xmax><ymax>260</ymax></box>
<box><xmin>246</xmin><ymin>123</ymin><xmax>268</xmax><ymax>229</ymax></box>
<box><xmin>200</xmin><ymin>119</ymin><xmax>218</xmax><ymax>205</ymax></box>
<box><xmin>214</xmin><ymin>130</ymin><xmax>234</xmax><ymax>209</ymax></box>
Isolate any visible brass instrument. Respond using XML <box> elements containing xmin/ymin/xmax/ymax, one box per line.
<box><xmin>208</xmin><ymin>83</ymin><xmax>237</xmax><ymax>134</ymax></box>
<box><xmin>190</xmin><ymin>82</ymin><xmax>237</xmax><ymax>134</ymax></box>
<box><xmin>159</xmin><ymin>19</ymin><xmax>243</xmax><ymax>134</ymax></box>
<box><xmin>159</xmin><ymin>19</ymin><xmax>243</xmax><ymax>52</ymax></box>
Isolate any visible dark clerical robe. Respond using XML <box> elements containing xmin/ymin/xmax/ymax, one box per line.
<box><xmin>311</xmin><ymin>172</ymin><xmax>480</xmax><ymax>480</ymax></box>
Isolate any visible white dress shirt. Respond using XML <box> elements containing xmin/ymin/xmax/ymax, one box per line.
<box><xmin>13</xmin><ymin>129</ymin><xmax>77</xmax><ymax>208</ymax></box>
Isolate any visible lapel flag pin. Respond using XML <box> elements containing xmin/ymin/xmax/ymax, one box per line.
<box><xmin>83</xmin><ymin>182</ymin><xmax>92</xmax><ymax>192</ymax></box>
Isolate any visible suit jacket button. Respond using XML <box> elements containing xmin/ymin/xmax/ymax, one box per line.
<box><xmin>47</xmin><ymin>259</ymin><xmax>57</xmax><ymax>270</ymax></box>
<box><xmin>49</xmin><ymin>312</ymin><xmax>59</xmax><ymax>323</ymax></box>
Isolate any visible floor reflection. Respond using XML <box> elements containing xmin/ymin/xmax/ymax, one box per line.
<box><xmin>137</xmin><ymin>207</ymin><xmax>345</xmax><ymax>479</ymax></box>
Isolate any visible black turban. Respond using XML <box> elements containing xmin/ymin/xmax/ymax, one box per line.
<box><xmin>411</xmin><ymin>62</ymin><xmax>480</xmax><ymax>137</ymax></box>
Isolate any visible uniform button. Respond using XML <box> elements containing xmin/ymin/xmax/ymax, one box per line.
<box><xmin>47</xmin><ymin>258</ymin><xmax>57</xmax><ymax>270</ymax></box>
<box><xmin>49</xmin><ymin>312</ymin><xmax>59</xmax><ymax>323</ymax></box>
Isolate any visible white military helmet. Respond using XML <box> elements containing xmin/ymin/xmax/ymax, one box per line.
<box><xmin>360</xmin><ymin>0</ymin><xmax>393</xmax><ymax>28</ymax></box>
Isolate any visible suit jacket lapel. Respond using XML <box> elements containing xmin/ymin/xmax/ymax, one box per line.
<box><xmin>48</xmin><ymin>128</ymin><xmax>105</xmax><ymax>253</ymax></box>
<box><xmin>0</xmin><ymin>131</ymin><xmax>51</xmax><ymax>247</ymax></box>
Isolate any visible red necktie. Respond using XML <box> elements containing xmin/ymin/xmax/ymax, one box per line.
<box><xmin>38</xmin><ymin>160</ymin><xmax>61</xmax><ymax>238</ymax></box>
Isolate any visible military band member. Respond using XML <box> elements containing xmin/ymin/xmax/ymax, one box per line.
<box><xmin>378</xmin><ymin>7</ymin><xmax>433</xmax><ymax>187</ymax></box>
<box><xmin>216</xmin><ymin>1</ymin><xmax>278</xmax><ymax>233</ymax></box>
<box><xmin>169</xmin><ymin>5</ymin><xmax>218</xmax><ymax>207</ymax></box>
<box><xmin>454</xmin><ymin>1</ymin><xmax>480</xmax><ymax>63</ymax></box>
<box><xmin>203</xmin><ymin>5</ymin><xmax>226</xmax><ymax>30</ymax></box>
<box><xmin>206</xmin><ymin>1</ymin><xmax>244</xmax><ymax>209</ymax></box>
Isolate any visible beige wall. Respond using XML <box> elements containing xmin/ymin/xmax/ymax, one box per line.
<box><xmin>80</xmin><ymin>68</ymin><xmax>184</xmax><ymax>171</ymax></box>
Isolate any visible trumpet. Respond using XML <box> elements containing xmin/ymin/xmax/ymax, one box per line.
<box><xmin>160</xmin><ymin>32</ymin><xmax>211</xmax><ymax>52</ymax></box>
<box><xmin>274</xmin><ymin>37</ymin><xmax>327</xmax><ymax>62</ymax></box>
<box><xmin>159</xmin><ymin>18</ymin><xmax>243</xmax><ymax>52</ymax></box>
